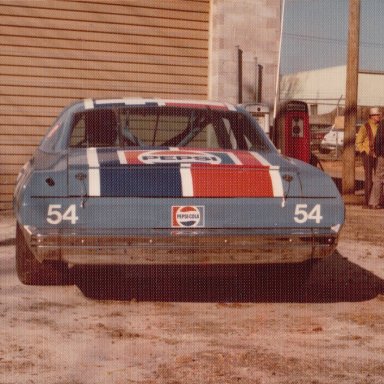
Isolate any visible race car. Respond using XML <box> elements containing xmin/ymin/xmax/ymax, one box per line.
<box><xmin>13</xmin><ymin>98</ymin><xmax>345</xmax><ymax>285</ymax></box>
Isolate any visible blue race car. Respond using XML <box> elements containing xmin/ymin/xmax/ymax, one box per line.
<box><xmin>13</xmin><ymin>98</ymin><xmax>344</xmax><ymax>285</ymax></box>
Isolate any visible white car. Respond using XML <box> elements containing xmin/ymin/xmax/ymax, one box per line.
<box><xmin>319</xmin><ymin>125</ymin><xmax>344</xmax><ymax>154</ymax></box>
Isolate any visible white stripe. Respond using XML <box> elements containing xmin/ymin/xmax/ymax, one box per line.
<box><xmin>180</xmin><ymin>164</ymin><xmax>194</xmax><ymax>197</ymax></box>
<box><xmin>249</xmin><ymin>151</ymin><xmax>271</xmax><ymax>166</ymax></box>
<box><xmin>87</xmin><ymin>148</ymin><xmax>101</xmax><ymax>196</ymax></box>
<box><xmin>249</xmin><ymin>151</ymin><xmax>280</xmax><ymax>170</ymax></box>
<box><xmin>95</xmin><ymin>98</ymin><xmax>140</xmax><ymax>105</ymax></box>
<box><xmin>226</xmin><ymin>152</ymin><xmax>242</xmax><ymax>165</ymax></box>
<box><xmin>269</xmin><ymin>169</ymin><xmax>284</xmax><ymax>197</ymax></box>
<box><xmin>84</xmin><ymin>99</ymin><xmax>94</xmax><ymax>109</ymax></box>
<box><xmin>87</xmin><ymin>147</ymin><xmax>99</xmax><ymax>167</ymax></box>
<box><xmin>225</xmin><ymin>102</ymin><xmax>237</xmax><ymax>111</ymax></box>
<box><xmin>94</xmin><ymin>98</ymin><xmax>160</xmax><ymax>106</ymax></box>
<box><xmin>88</xmin><ymin>98</ymin><xmax>232</xmax><ymax>109</ymax></box>
<box><xmin>165</xmin><ymin>99</ymin><xmax>227</xmax><ymax>107</ymax></box>
<box><xmin>117</xmin><ymin>150</ymin><xmax>127</xmax><ymax>164</ymax></box>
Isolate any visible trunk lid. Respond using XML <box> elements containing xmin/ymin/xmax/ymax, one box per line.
<box><xmin>68</xmin><ymin>147</ymin><xmax>300</xmax><ymax>198</ymax></box>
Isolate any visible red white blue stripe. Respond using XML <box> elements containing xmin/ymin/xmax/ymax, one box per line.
<box><xmin>86</xmin><ymin>148</ymin><xmax>284</xmax><ymax>198</ymax></box>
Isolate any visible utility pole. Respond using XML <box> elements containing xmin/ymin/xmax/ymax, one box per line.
<box><xmin>237</xmin><ymin>46</ymin><xmax>243</xmax><ymax>104</ymax></box>
<box><xmin>273</xmin><ymin>0</ymin><xmax>285</xmax><ymax>120</ymax></box>
<box><xmin>343</xmin><ymin>0</ymin><xmax>360</xmax><ymax>194</ymax></box>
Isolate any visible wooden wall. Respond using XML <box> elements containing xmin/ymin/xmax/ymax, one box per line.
<box><xmin>0</xmin><ymin>0</ymin><xmax>210</xmax><ymax>210</ymax></box>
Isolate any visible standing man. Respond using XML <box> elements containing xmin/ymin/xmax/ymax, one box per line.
<box><xmin>355</xmin><ymin>107</ymin><xmax>381</xmax><ymax>206</ymax></box>
<box><xmin>368</xmin><ymin>119</ymin><xmax>384</xmax><ymax>209</ymax></box>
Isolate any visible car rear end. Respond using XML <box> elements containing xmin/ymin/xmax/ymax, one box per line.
<box><xmin>14</xmin><ymin>100</ymin><xmax>345</xmax><ymax>275</ymax></box>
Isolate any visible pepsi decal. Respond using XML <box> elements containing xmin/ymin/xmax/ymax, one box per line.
<box><xmin>138</xmin><ymin>150</ymin><xmax>221</xmax><ymax>165</ymax></box>
<box><xmin>172</xmin><ymin>206</ymin><xmax>205</xmax><ymax>227</ymax></box>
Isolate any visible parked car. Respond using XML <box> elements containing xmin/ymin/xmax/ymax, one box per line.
<box><xmin>310</xmin><ymin>125</ymin><xmax>329</xmax><ymax>151</ymax></box>
<box><xmin>319</xmin><ymin>122</ymin><xmax>361</xmax><ymax>154</ymax></box>
<box><xmin>319</xmin><ymin>125</ymin><xmax>344</xmax><ymax>154</ymax></box>
<box><xmin>13</xmin><ymin>98</ymin><xmax>345</xmax><ymax>285</ymax></box>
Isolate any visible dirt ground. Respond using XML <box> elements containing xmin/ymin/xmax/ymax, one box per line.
<box><xmin>1</xmin><ymin>159</ymin><xmax>384</xmax><ymax>384</ymax></box>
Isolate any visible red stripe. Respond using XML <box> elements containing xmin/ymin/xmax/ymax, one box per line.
<box><xmin>191</xmin><ymin>166</ymin><xmax>274</xmax><ymax>197</ymax></box>
<box><xmin>123</xmin><ymin>150</ymin><xmax>146</xmax><ymax>164</ymax></box>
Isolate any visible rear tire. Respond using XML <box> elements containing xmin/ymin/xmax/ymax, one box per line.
<box><xmin>16</xmin><ymin>223</ymin><xmax>72</xmax><ymax>285</ymax></box>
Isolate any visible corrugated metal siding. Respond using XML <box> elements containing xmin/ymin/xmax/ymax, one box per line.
<box><xmin>0</xmin><ymin>0</ymin><xmax>210</xmax><ymax>210</ymax></box>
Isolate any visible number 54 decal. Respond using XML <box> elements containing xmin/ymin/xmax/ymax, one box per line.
<box><xmin>47</xmin><ymin>204</ymin><xmax>79</xmax><ymax>225</ymax></box>
<box><xmin>294</xmin><ymin>204</ymin><xmax>323</xmax><ymax>224</ymax></box>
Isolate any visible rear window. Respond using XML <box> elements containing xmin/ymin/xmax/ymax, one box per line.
<box><xmin>69</xmin><ymin>107</ymin><xmax>269</xmax><ymax>151</ymax></box>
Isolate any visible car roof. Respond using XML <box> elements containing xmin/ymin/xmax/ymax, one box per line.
<box><xmin>82</xmin><ymin>98</ymin><xmax>238</xmax><ymax>111</ymax></box>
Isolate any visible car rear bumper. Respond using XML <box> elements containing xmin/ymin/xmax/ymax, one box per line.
<box><xmin>22</xmin><ymin>225</ymin><xmax>339</xmax><ymax>265</ymax></box>
<box><xmin>320</xmin><ymin>143</ymin><xmax>342</xmax><ymax>151</ymax></box>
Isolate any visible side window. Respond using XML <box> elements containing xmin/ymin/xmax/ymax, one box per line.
<box><xmin>222</xmin><ymin>118</ymin><xmax>238</xmax><ymax>149</ymax></box>
<box><xmin>39</xmin><ymin>119</ymin><xmax>64</xmax><ymax>152</ymax></box>
<box><xmin>69</xmin><ymin>110</ymin><xmax>118</xmax><ymax>147</ymax></box>
<box><xmin>238</xmin><ymin>116</ymin><xmax>268</xmax><ymax>150</ymax></box>
<box><xmin>69</xmin><ymin>115</ymin><xmax>86</xmax><ymax>147</ymax></box>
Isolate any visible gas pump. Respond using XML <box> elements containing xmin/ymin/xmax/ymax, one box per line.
<box><xmin>273</xmin><ymin>100</ymin><xmax>310</xmax><ymax>163</ymax></box>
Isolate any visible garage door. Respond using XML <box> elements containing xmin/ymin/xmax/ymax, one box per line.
<box><xmin>0</xmin><ymin>0</ymin><xmax>210</xmax><ymax>210</ymax></box>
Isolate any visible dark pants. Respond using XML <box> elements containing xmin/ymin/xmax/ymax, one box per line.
<box><xmin>361</xmin><ymin>152</ymin><xmax>377</xmax><ymax>205</ymax></box>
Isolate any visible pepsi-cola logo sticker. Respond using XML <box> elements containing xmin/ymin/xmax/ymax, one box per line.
<box><xmin>172</xmin><ymin>206</ymin><xmax>205</xmax><ymax>227</ymax></box>
<box><xmin>138</xmin><ymin>150</ymin><xmax>221</xmax><ymax>165</ymax></box>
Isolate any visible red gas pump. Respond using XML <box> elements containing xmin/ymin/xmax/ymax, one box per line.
<box><xmin>273</xmin><ymin>100</ymin><xmax>310</xmax><ymax>163</ymax></box>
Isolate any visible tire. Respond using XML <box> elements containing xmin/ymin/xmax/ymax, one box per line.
<box><xmin>15</xmin><ymin>223</ymin><xmax>72</xmax><ymax>285</ymax></box>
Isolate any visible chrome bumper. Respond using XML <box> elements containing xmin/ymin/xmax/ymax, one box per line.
<box><xmin>22</xmin><ymin>226</ymin><xmax>338</xmax><ymax>265</ymax></box>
